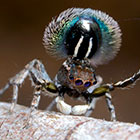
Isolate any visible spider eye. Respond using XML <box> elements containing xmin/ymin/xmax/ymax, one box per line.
<box><xmin>75</xmin><ymin>79</ymin><xmax>83</xmax><ymax>86</ymax></box>
<box><xmin>93</xmin><ymin>80</ymin><xmax>97</xmax><ymax>85</ymax></box>
<box><xmin>69</xmin><ymin>75</ymin><xmax>74</xmax><ymax>80</ymax></box>
<box><xmin>84</xmin><ymin>81</ymin><xmax>91</xmax><ymax>87</ymax></box>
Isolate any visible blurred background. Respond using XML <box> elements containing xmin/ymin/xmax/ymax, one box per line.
<box><xmin>0</xmin><ymin>0</ymin><xmax>140</xmax><ymax>124</ymax></box>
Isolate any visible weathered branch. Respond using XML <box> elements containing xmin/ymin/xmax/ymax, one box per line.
<box><xmin>0</xmin><ymin>102</ymin><xmax>140</xmax><ymax>140</ymax></box>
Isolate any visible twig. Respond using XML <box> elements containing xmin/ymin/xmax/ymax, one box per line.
<box><xmin>0</xmin><ymin>102</ymin><xmax>140</xmax><ymax>140</ymax></box>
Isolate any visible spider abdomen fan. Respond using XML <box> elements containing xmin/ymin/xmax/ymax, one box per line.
<box><xmin>43</xmin><ymin>8</ymin><xmax>122</xmax><ymax>66</ymax></box>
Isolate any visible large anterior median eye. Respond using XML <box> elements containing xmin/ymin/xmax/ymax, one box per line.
<box><xmin>75</xmin><ymin>79</ymin><xmax>83</xmax><ymax>86</ymax></box>
<box><xmin>44</xmin><ymin>8</ymin><xmax>122</xmax><ymax>66</ymax></box>
<box><xmin>84</xmin><ymin>81</ymin><xmax>91</xmax><ymax>87</ymax></box>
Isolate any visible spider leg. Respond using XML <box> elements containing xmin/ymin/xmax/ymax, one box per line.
<box><xmin>23</xmin><ymin>88</ymin><xmax>42</xmax><ymax>129</ymax></box>
<box><xmin>0</xmin><ymin>83</ymin><xmax>11</xmax><ymax>96</ymax></box>
<box><xmin>88</xmin><ymin>69</ymin><xmax>140</xmax><ymax>121</ymax></box>
<box><xmin>0</xmin><ymin>61</ymin><xmax>38</xmax><ymax>95</ymax></box>
<box><xmin>46</xmin><ymin>98</ymin><xmax>56</xmax><ymax>111</ymax></box>
<box><xmin>91</xmin><ymin>86</ymin><xmax>116</xmax><ymax>120</ymax></box>
<box><xmin>92</xmin><ymin>69</ymin><xmax>140</xmax><ymax>96</ymax></box>
<box><xmin>104</xmin><ymin>70</ymin><xmax>140</xmax><ymax>121</ymax></box>
<box><xmin>105</xmin><ymin>92</ymin><xmax>116</xmax><ymax>121</ymax></box>
<box><xmin>0</xmin><ymin>60</ymin><xmax>36</xmax><ymax>112</ymax></box>
<box><xmin>85</xmin><ymin>98</ymin><xmax>98</xmax><ymax>117</ymax></box>
<box><xmin>10</xmin><ymin>85</ymin><xmax>19</xmax><ymax>112</ymax></box>
<box><xmin>0</xmin><ymin>59</ymin><xmax>57</xmax><ymax>112</ymax></box>
<box><xmin>114</xmin><ymin>69</ymin><xmax>140</xmax><ymax>88</ymax></box>
<box><xmin>24</xmin><ymin>71</ymin><xmax>58</xmax><ymax>128</ymax></box>
<box><xmin>30</xmin><ymin>88</ymin><xmax>41</xmax><ymax>112</ymax></box>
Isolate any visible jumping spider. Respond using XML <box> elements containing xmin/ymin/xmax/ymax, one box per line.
<box><xmin>0</xmin><ymin>8</ymin><xmax>140</xmax><ymax>121</ymax></box>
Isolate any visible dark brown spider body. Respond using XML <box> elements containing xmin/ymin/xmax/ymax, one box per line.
<box><xmin>56</xmin><ymin>57</ymin><xmax>97</xmax><ymax>94</ymax></box>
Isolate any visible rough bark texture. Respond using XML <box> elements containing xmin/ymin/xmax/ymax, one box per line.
<box><xmin>0</xmin><ymin>102</ymin><xmax>140</xmax><ymax>140</ymax></box>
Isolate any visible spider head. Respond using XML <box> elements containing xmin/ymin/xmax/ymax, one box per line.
<box><xmin>57</xmin><ymin>57</ymin><xmax>97</xmax><ymax>92</ymax></box>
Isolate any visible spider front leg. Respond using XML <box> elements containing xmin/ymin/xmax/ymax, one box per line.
<box><xmin>0</xmin><ymin>59</ymin><xmax>57</xmax><ymax>113</ymax></box>
<box><xmin>92</xmin><ymin>69</ymin><xmax>140</xmax><ymax>121</ymax></box>
<box><xmin>85</xmin><ymin>98</ymin><xmax>98</xmax><ymax>117</ymax></box>
<box><xmin>105</xmin><ymin>92</ymin><xmax>116</xmax><ymax>121</ymax></box>
<box><xmin>91</xmin><ymin>84</ymin><xmax>116</xmax><ymax>121</ymax></box>
<box><xmin>113</xmin><ymin>69</ymin><xmax>140</xmax><ymax>88</ymax></box>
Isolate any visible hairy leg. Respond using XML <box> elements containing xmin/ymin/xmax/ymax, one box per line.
<box><xmin>105</xmin><ymin>92</ymin><xmax>116</xmax><ymax>121</ymax></box>
<box><xmin>85</xmin><ymin>98</ymin><xmax>98</xmax><ymax>117</ymax></box>
<box><xmin>114</xmin><ymin>69</ymin><xmax>140</xmax><ymax>88</ymax></box>
<box><xmin>10</xmin><ymin>85</ymin><xmax>18</xmax><ymax>112</ymax></box>
<box><xmin>46</xmin><ymin>98</ymin><xmax>56</xmax><ymax>111</ymax></box>
<box><xmin>0</xmin><ymin>59</ymin><xmax>56</xmax><ymax>112</ymax></box>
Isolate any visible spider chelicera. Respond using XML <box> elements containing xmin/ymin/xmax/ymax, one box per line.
<box><xmin>0</xmin><ymin>8</ymin><xmax>140</xmax><ymax>121</ymax></box>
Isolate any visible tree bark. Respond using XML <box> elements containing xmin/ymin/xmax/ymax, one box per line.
<box><xmin>0</xmin><ymin>102</ymin><xmax>140</xmax><ymax>140</ymax></box>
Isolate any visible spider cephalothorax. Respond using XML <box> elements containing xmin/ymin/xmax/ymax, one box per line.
<box><xmin>56</xmin><ymin>57</ymin><xmax>97</xmax><ymax>93</ymax></box>
<box><xmin>0</xmin><ymin>8</ymin><xmax>140</xmax><ymax>121</ymax></box>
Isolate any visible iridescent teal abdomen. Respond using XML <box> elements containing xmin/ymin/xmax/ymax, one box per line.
<box><xmin>43</xmin><ymin>8</ymin><xmax>122</xmax><ymax>66</ymax></box>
